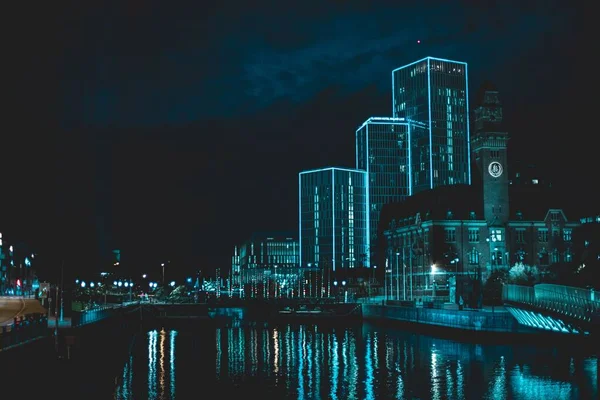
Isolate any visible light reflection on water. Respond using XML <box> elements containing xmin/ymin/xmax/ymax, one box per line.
<box><xmin>115</xmin><ymin>323</ymin><xmax>598</xmax><ymax>399</ymax></box>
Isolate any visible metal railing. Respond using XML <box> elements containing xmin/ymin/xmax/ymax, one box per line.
<box><xmin>0</xmin><ymin>314</ymin><xmax>48</xmax><ymax>351</ymax></box>
<box><xmin>503</xmin><ymin>284</ymin><xmax>600</xmax><ymax>323</ymax></box>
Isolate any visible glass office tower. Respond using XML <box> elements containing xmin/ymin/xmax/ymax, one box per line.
<box><xmin>356</xmin><ymin>117</ymin><xmax>411</xmax><ymax>266</ymax></box>
<box><xmin>392</xmin><ymin>57</ymin><xmax>471</xmax><ymax>190</ymax></box>
<box><xmin>299</xmin><ymin>167</ymin><xmax>369</xmax><ymax>271</ymax></box>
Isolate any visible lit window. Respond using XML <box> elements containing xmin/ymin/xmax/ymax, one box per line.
<box><xmin>516</xmin><ymin>230</ymin><xmax>525</xmax><ymax>243</ymax></box>
<box><xmin>468</xmin><ymin>228</ymin><xmax>479</xmax><ymax>242</ymax></box>
<box><xmin>468</xmin><ymin>248</ymin><xmax>479</xmax><ymax>265</ymax></box>
<box><xmin>444</xmin><ymin>228</ymin><xmax>456</xmax><ymax>242</ymax></box>
<box><xmin>490</xmin><ymin>229</ymin><xmax>503</xmax><ymax>242</ymax></box>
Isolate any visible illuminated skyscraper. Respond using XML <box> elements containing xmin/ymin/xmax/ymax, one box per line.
<box><xmin>392</xmin><ymin>57</ymin><xmax>471</xmax><ymax>190</ymax></box>
<box><xmin>356</xmin><ymin>117</ymin><xmax>425</xmax><ymax>266</ymax></box>
<box><xmin>299</xmin><ymin>167</ymin><xmax>368</xmax><ymax>271</ymax></box>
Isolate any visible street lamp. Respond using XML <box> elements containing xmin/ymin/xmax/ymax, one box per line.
<box><xmin>161</xmin><ymin>261</ymin><xmax>171</xmax><ymax>286</ymax></box>
<box><xmin>430</xmin><ymin>264</ymin><xmax>437</xmax><ymax>298</ymax></box>
<box><xmin>395</xmin><ymin>252</ymin><xmax>400</xmax><ymax>301</ymax></box>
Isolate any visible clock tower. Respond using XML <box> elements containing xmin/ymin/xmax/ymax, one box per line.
<box><xmin>472</xmin><ymin>83</ymin><xmax>509</xmax><ymax>227</ymax></box>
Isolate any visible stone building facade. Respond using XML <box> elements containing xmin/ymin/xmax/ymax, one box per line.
<box><xmin>379</xmin><ymin>86</ymin><xmax>582</xmax><ymax>305</ymax></box>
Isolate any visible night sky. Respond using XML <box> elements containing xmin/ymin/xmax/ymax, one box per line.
<box><xmin>4</xmin><ymin>0</ymin><xmax>595</xmax><ymax>280</ymax></box>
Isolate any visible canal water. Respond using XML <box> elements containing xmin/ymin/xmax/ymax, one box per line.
<box><xmin>113</xmin><ymin>320</ymin><xmax>598</xmax><ymax>400</ymax></box>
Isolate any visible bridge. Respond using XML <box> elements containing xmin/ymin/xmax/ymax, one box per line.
<box><xmin>503</xmin><ymin>284</ymin><xmax>600</xmax><ymax>335</ymax></box>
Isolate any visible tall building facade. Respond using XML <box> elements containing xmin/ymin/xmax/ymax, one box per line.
<box><xmin>472</xmin><ymin>85</ymin><xmax>510</xmax><ymax>236</ymax></box>
<box><xmin>392</xmin><ymin>57</ymin><xmax>471</xmax><ymax>190</ymax></box>
<box><xmin>356</xmin><ymin>117</ymin><xmax>424</xmax><ymax>267</ymax></box>
<box><xmin>299</xmin><ymin>167</ymin><xmax>368</xmax><ymax>273</ymax></box>
<box><xmin>231</xmin><ymin>245</ymin><xmax>240</xmax><ymax>292</ymax></box>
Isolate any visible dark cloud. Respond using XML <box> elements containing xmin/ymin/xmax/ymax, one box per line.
<box><xmin>3</xmin><ymin>0</ymin><xmax>593</xmax><ymax>278</ymax></box>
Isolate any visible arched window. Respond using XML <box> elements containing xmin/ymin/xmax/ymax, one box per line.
<box><xmin>468</xmin><ymin>248</ymin><xmax>479</xmax><ymax>265</ymax></box>
<box><xmin>551</xmin><ymin>249</ymin><xmax>560</xmax><ymax>264</ymax></box>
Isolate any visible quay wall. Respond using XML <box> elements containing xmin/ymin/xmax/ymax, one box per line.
<box><xmin>362</xmin><ymin>304</ymin><xmax>534</xmax><ymax>333</ymax></box>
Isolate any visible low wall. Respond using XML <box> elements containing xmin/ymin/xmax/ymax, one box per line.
<box><xmin>362</xmin><ymin>304</ymin><xmax>530</xmax><ymax>333</ymax></box>
<box><xmin>0</xmin><ymin>314</ymin><xmax>49</xmax><ymax>352</ymax></box>
<box><xmin>72</xmin><ymin>303</ymin><xmax>139</xmax><ymax>327</ymax></box>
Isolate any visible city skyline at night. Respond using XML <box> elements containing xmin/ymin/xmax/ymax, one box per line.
<box><xmin>1</xmin><ymin>3</ymin><xmax>598</xmax><ymax>399</ymax></box>
<box><xmin>2</xmin><ymin>1</ymin><xmax>595</xmax><ymax>280</ymax></box>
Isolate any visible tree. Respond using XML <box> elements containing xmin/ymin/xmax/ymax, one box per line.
<box><xmin>507</xmin><ymin>262</ymin><xmax>540</xmax><ymax>286</ymax></box>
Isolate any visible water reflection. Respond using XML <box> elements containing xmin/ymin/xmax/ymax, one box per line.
<box><xmin>115</xmin><ymin>328</ymin><xmax>177</xmax><ymax>400</ymax></box>
<box><xmin>116</xmin><ymin>322</ymin><xmax>597</xmax><ymax>399</ymax></box>
<box><xmin>213</xmin><ymin>324</ymin><xmax>596</xmax><ymax>399</ymax></box>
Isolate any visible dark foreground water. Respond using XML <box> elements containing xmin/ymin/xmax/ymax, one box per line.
<box><xmin>113</xmin><ymin>322</ymin><xmax>598</xmax><ymax>400</ymax></box>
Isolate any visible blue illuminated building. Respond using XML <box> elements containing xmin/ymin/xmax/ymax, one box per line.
<box><xmin>356</xmin><ymin>117</ymin><xmax>428</xmax><ymax>267</ymax></box>
<box><xmin>234</xmin><ymin>232</ymin><xmax>299</xmax><ymax>298</ymax></box>
<box><xmin>299</xmin><ymin>167</ymin><xmax>369</xmax><ymax>278</ymax></box>
<box><xmin>392</xmin><ymin>57</ymin><xmax>471</xmax><ymax>189</ymax></box>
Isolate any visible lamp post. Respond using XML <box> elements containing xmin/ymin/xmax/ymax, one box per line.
<box><xmin>384</xmin><ymin>262</ymin><xmax>388</xmax><ymax>303</ymax></box>
<box><xmin>431</xmin><ymin>264</ymin><xmax>436</xmax><ymax>299</ymax></box>
<box><xmin>401</xmin><ymin>248</ymin><xmax>407</xmax><ymax>301</ymax></box>
<box><xmin>395</xmin><ymin>251</ymin><xmax>400</xmax><ymax>301</ymax></box>
<box><xmin>333</xmin><ymin>280</ymin><xmax>338</xmax><ymax>302</ymax></box>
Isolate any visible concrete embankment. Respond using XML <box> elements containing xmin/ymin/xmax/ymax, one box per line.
<box><xmin>361</xmin><ymin>304</ymin><xmax>583</xmax><ymax>343</ymax></box>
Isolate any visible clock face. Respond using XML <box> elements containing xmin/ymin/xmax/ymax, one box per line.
<box><xmin>488</xmin><ymin>161</ymin><xmax>503</xmax><ymax>178</ymax></box>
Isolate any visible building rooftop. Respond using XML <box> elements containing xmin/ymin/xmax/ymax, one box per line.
<box><xmin>378</xmin><ymin>182</ymin><xmax>580</xmax><ymax>235</ymax></box>
<box><xmin>249</xmin><ymin>232</ymin><xmax>297</xmax><ymax>241</ymax></box>
<box><xmin>299</xmin><ymin>166</ymin><xmax>365</xmax><ymax>175</ymax></box>
<box><xmin>392</xmin><ymin>56</ymin><xmax>467</xmax><ymax>73</ymax></box>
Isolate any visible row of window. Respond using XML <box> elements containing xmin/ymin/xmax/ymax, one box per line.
<box><xmin>464</xmin><ymin>248</ymin><xmax>572</xmax><ymax>265</ymax></box>
<box><xmin>444</xmin><ymin>228</ymin><xmax>572</xmax><ymax>243</ymax></box>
